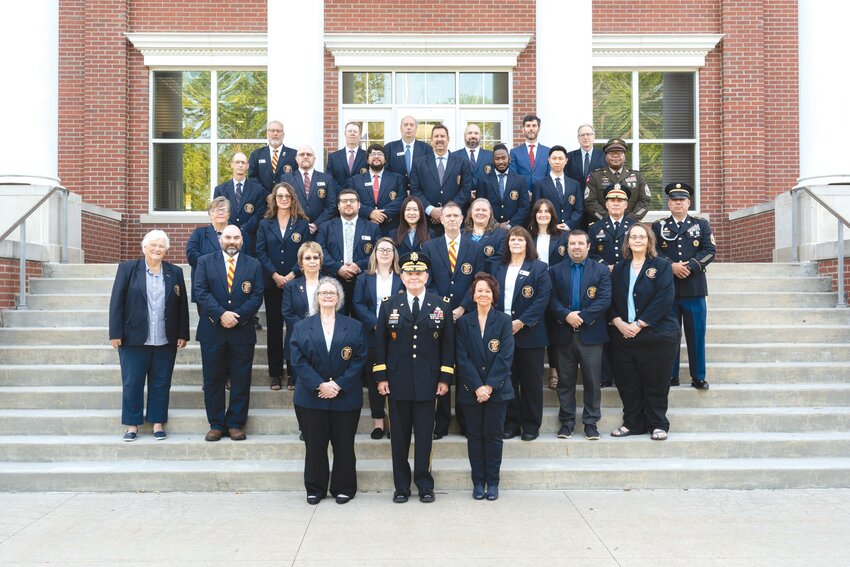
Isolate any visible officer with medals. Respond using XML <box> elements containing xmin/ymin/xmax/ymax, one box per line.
<box><xmin>584</xmin><ymin>139</ymin><xmax>651</xmax><ymax>228</ymax></box>
<box><xmin>652</xmin><ymin>183</ymin><xmax>715</xmax><ymax>390</ymax></box>
<box><xmin>374</xmin><ymin>252</ymin><xmax>455</xmax><ymax>504</ymax></box>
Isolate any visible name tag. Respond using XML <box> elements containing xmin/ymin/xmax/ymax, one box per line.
<box><xmin>364</xmin><ymin>182</ymin><xmax>373</xmax><ymax>187</ymax></box>
<box><xmin>361</xmin><ymin>235</ymin><xmax>372</xmax><ymax>241</ymax></box>
<box><xmin>259</xmin><ymin>159</ymin><xmax>267</xmax><ymax>164</ymax></box>
<box><xmin>317</xmin><ymin>182</ymin><xmax>326</xmax><ymax>187</ymax></box>
<box><xmin>396</xmin><ymin>151</ymin><xmax>406</xmax><ymax>156</ymax></box>
<box><xmin>519</xmin><ymin>270</ymin><xmax>530</xmax><ymax>276</ymax></box>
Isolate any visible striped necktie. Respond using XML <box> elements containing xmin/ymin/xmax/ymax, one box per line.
<box><xmin>226</xmin><ymin>257</ymin><xmax>235</xmax><ymax>293</ymax></box>
<box><xmin>448</xmin><ymin>239</ymin><xmax>457</xmax><ymax>273</ymax></box>
<box><xmin>271</xmin><ymin>148</ymin><xmax>278</xmax><ymax>173</ymax></box>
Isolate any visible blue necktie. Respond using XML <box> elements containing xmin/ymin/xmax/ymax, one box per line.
<box><xmin>555</xmin><ymin>177</ymin><xmax>564</xmax><ymax>198</ymax></box>
<box><xmin>571</xmin><ymin>262</ymin><xmax>583</xmax><ymax>311</ymax></box>
<box><xmin>405</xmin><ymin>144</ymin><xmax>412</xmax><ymax>174</ymax></box>
<box><xmin>583</xmin><ymin>152</ymin><xmax>590</xmax><ymax>178</ymax></box>
<box><xmin>498</xmin><ymin>174</ymin><xmax>506</xmax><ymax>198</ymax></box>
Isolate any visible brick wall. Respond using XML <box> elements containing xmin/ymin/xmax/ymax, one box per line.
<box><xmin>817</xmin><ymin>258</ymin><xmax>850</xmax><ymax>306</ymax></box>
<box><xmin>80</xmin><ymin>212</ymin><xmax>122</xmax><ymax>263</ymax></box>
<box><xmin>727</xmin><ymin>211</ymin><xmax>776</xmax><ymax>263</ymax></box>
<box><xmin>0</xmin><ymin>260</ymin><xmax>44</xmax><ymax>310</ymax></box>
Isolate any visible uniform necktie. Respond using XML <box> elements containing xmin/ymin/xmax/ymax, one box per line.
<box><xmin>303</xmin><ymin>171</ymin><xmax>311</xmax><ymax>198</ymax></box>
<box><xmin>405</xmin><ymin>144</ymin><xmax>412</xmax><ymax>174</ymax></box>
<box><xmin>235</xmin><ymin>182</ymin><xmax>242</xmax><ymax>206</ymax></box>
<box><xmin>344</xmin><ymin>221</ymin><xmax>354</xmax><ymax>263</ymax></box>
<box><xmin>412</xmin><ymin>296</ymin><xmax>420</xmax><ymax>319</ymax></box>
<box><xmin>448</xmin><ymin>239</ymin><xmax>457</xmax><ymax>273</ymax></box>
<box><xmin>498</xmin><ymin>173</ymin><xmax>506</xmax><ymax>198</ymax></box>
<box><xmin>469</xmin><ymin>149</ymin><xmax>476</xmax><ymax>168</ymax></box>
<box><xmin>271</xmin><ymin>148</ymin><xmax>278</xmax><ymax>173</ymax></box>
<box><xmin>555</xmin><ymin>177</ymin><xmax>563</xmax><ymax>198</ymax></box>
<box><xmin>583</xmin><ymin>152</ymin><xmax>590</xmax><ymax>178</ymax></box>
<box><xmin>226</xmin><ymin>257</ymin><xmax>235</xmax><ymax>293</ymax></box>
<box><xmin>373</xmin><ymin>175</ymin><xmax>380</xmax><ymax>204</ymax></box>
<box><xmin>348</xmin><ymin>149</ymin><xmax>355</xmax><ymax>173</ymax></box>
<box><xmin>437</xmin><ymin>156</ymin><xmax>445</xmax><ymax>185</ymax></box>
<box><xmin>613</xmin><ymin>221</ymin><xmax>620</xmax><ymax>232</ymax></box>
<box><xmin>528</xmin><ymin>144</ymin><xmax>535</xmax><ymax>171</ymax></box>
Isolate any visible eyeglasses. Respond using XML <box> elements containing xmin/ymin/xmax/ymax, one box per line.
<box><xmin>376</xmin><ymin>248</ymin><xmax>394</xmax><ymax>254</ymax></box>
<box><xmin>318</xmin><ymin>291</ymin><xmax>338</xmax><ymax>297</ymax></box>
<box><xmin>368</xmin><ymin>151</ymin><xmax>385</xmax><ymax>157</ymax></box>
<box><xmin>628</xmin><ymin>235</ymin><xmax>648</xmax><ymax>241</ymax></box>
<box><xmin>275</xmin><ymin>194</ymin><xmax>292</xmax><ymax>200</ymax></box>
<box><xmin>339</xmin><ymin>198</ymin><xmax>358</xmax><ymax>204</ymax></box>
<box><xmin>302</xmin><ymin>255</ymin><xmax>321</xmax><ymax>261</ymax></box>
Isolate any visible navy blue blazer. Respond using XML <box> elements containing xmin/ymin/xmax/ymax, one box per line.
<box><xmin>350</xmin><ymin>170</ymin><xmax>406</xmax><ymax>236</ymax></box>
<box><xmin>384</xmin><ymin>139</ymin><xmax>434</xmax><ymax>185</ymax></box>
<box><xmin>213</xmin><ymin>178</ymin><xmax>267</xmax><ymax>254</ymax></box>
<box><xmin>531</xmin><ymin>175</ymin><xmax>584</xmax><ymax>230</ymax></box>
<box><xmin>452</xmin><ymin>147</ymin><xmax>493</xmax><ymax>186</ymax></box>
<box><xmin>566</xmin><ymin>148</ymin><xmax>606</xmax><ymax>189</ymax></box>
<box><xmin>609</xmin><ymin>256</ymin><xmax>677</xmax><ymax>332</ymax></box>
<box><xmin>421</xmin><ymin>234</ymin><xmax>484</xmax><ymax>313</ymax></box>
<box><xmin>326</xmin><ymin>147</ymin><xmax>368</xmax><ymax>189</ymax></box>
<box><xmin>352</xmin><ymin>272</ymin><xmax>403</xmax><ymax>348</ymax></box>
<box><xmin>282</xmin><ymin>276</ymin><xmax>313</xmax><ymax>358</ymax></box>
<box><xmin>279</xmin><ymin>170</ymin><xmax>339</xmax><ymax>226</ymax></box>
<box><xmin>290</xmin><ymin>313</ymin><xmax>367</xmax><ymax>412</ymax></box>
<box><xmin>534</xmin><ymin>231</ymin><xmax>570</xmax><ymax>268</ymax></box>
<box><xmin>510</xmin><ymin>143</ymin><xmax>550</xmax><ymax>190</ymax></box>
<box><xmin>193</xmin><ymin>252</ymin><xmax>264</xmax><ymax>344</ymax></box>
<box><xmin>255</xmin><ymin>217</ymin><xmax>312</xmax><ymax>279</ymax></box>
<box><xmin>316</xmin><ymin>217</ymin><xmax>381</xmax><ymax>276</ymax></box>
<box><xmin>409</xmin><ymin>152</ymin><xmax>474</xmax><ymax>213</ymax></box>
<box><xmin>248</xmin><ymin>144</ymin><xmax>297</xmax><ymax>192</ymax></box>
<box><xmin>477</xmin><ymin>170</ymin><xmax>530</xmax><ymax>227</ymax></box>
<box><xmin>186</xmin><ymin>225</ymin><xmax>222</xmax><ymax>269</ymax></box>
<box><xmin>394</xmin><ymin>228</ymin><xmax>434</xmax><ymax>257</ymax></box>
<box><xmin>548</xmin><ymin>259</ymin><xmax>612</xmax><ymax>346</ymax></box>
<box><xmin>455</xmin><ymin>308</ymin><xmax>515</xmax><ymax>405</ymax></box>
<box><xmin>465</xmin><ymin>227</ymin><xmax>507</xmax><ymax>266</ymax></box>
<box><xmin>108</xmin><ymin>259</ymin><xmax>190</xmax><ymax>346</ymax></box>
<box><xmin>489</xmin><ymin>259</ymin><xmax>552</xmax><ymax>349</ymax></box>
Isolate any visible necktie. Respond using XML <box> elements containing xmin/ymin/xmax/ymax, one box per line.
<box><xmin>498</xmin><ymin>173</ymin><xmax>506</xmax><ymax>198</ymax></box>
<box><xmin>412</xmin><ymin>296</ymin><xmax>420</xmax><ymax>319</ymax></box>
<box><xmin>405</xmin><ymin>144</ymin><xmax>412</xmax><ymax>174</ymax></box>
<box><xmin>528</xmin><ymin>144</ymin><xmax>535</xmax><ymax>171</ymax></box>
<box><xmin>348</xmin><ymin>149</ymin><xmax>355</xmax><ymax>173</ymax></box>
<box><xmin>437</xmin><ymin>157</ymin><xmax>445</xmax><ymax>185</ymax></box>
<box><xmin>571</xmin><ymin>263</ymin><xmax>583</xmax><ymax>312</ymax></box>
<box><xmin>469</xmin><ymin>149</ymin><xmax>476</xmax><ymax>168</ymax></box>
<box><xmin>583</xmin><ymin>152</ymin><xmax>590</xmax><ymax>178</ymax></box>
<box><xmin>373</xmin><ymin>175</ymin><xmax>380</xmax><ymax>204</ymax></box>
<box><xmin>555</xmin><ymin>177</ymin><xmax>563</xmax><ymax>198</ymax></box>
<box><xmin>303</xmin><ymin>172</ymin><xmax>311</xmax><ymax>198</ymax></box>
<box><xmin>235</xmin><ymin>182</ymin><xmax>243</xmax><ymax>206</ymax></box>
<box><xmin>448</xmin><ymin>239</ymin><xmax>457</xmax><ymax>273</ymax></box>
<box><xmin>271</xmin><ymin>148</ymin><xmax>278</xmax><ymax>173</ymax></box>
<box><xmin>613</xmin><ymin>221</ymin><xmax>620</xmax><ymax>233</ymax></box>
<box><xmin>344</xmin><ymin>221</ymin><xmax>354</xmax><ymax>263</ymax></box>
<box><xmin>226</xmin><ymin>257</ymin><xmax>235</xmax><ymax>294</ymax></box>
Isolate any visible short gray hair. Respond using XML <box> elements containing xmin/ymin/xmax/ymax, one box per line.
<box><xmin>311</xmin><ymin>276</ymin><xmax>345</xmax><ymax>315</ymax></box>
<box><xmin>141</xmin><ymin>229</ymin><xmax>170</xmax><ymax>253</ymax></box>
<box><xmin>208</xmin><ymin>196</ymin><xmax>230</xmax><ymax>214</ymax></box>
<box><xmin>577</xmin><ymin>123</ymin><xmax>595</xmax><ymax>135</ymax></box>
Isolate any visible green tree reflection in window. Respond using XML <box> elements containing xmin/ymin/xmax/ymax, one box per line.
<box><xmin>593</xmin><ymin>71</ymin><xmax>632</xmax><ymax>139</ymax></box>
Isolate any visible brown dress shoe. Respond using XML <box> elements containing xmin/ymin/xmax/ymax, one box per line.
<box><xmin>228</xmin><ymin>428</ymin><xmax>247</xmax><ymax>441</ymax></box>
<box><xmin>205</xmin><ymin>429</ymin><xmax>223</xmax><ymax>442</ymax></box>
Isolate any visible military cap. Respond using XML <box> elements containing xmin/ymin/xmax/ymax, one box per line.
<box><xmin>605</xmin><ymin>183</ymin><xmax>631</xmax><ymax>200</ymax></box>
<box><xmin>603</xmin><ymin>138</ymin><xmax>628</xmax><ymax>153</ymax></box>
<box><xmin>665</xmin><ymin>182</ymin><xmax>692</xmax><ymax>200</ymax></box>
<box><xmin>400</xmin><ymin>251</ymin><xmax>430</xmax><ymax>272</ymax></box>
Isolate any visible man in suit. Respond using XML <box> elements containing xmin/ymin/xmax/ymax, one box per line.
<box><xmin>653</xmin><ymin>182</ymin><xmax>716</xmax><ymax>390</ymax></box>
<box><xmin>410</xmin><ymin>124</ymin><xmax>474</xmax><ymax>235</ymax></box>
<box><xmin>374</xmin><ymin>252</ymin><xmax>455</xmax><ymax>503</ymax></box>
<box><xmin>351</xmin><ymin>144</ymin><xmax>406</xmax><ymax>236</ymax></box>
<box><xmin>566</xmin><ymin>124</ymin><xmax>606</xmax><ymax>190</ymax></box>
<box><xmin>452</xmin><ymin>123</ymin><xmax>493</xmax><ymax>188</ymax></box>
<box><xmin>477</xmin><ymin>144</ymin><xmax>529</xmax><ymax>228</ymax></box>
<box><xmin>585</xmin><ymin>138</ymin><xmax>652</xmax><ymax>227</ymax></box>
<box><xmin>384</xmin><ymin>115</ymin><xmax>434</xmax><ymax>190</ymax></box>
<box><xmin>213</xmin><ymin>152</ymin><xmax>266</xmax><ymax>257</ymax></box>
<box><xmin>315</xmin><ymin>188</ymin><xmax>380</xmax><ymax>315</ymax></box>
<box><xmin>279</xmin><ymin>145</ymin><xmax>339</xmax><ymax>234</ymax></box>
<box><xmin>248</xmin><ymin>120</ymin><xmax>297</xmax><ymax>193</ymax></box>
<box><xmin>510</xmin><ymin>114</ymin><xmax>550</xmax><ymax>191</ymax></box>
<box><xmin>193</xmin><ymin>225</ymin><xmax>264</xmax><ymax>442</ymax></box>
<box><xmin>548</xmin><ymin>230</ymin><xmax>612</xmax><ymax>440</ymax></box>
<box><xmin>421</xmin><ymin>201</ymin><xmax>483</xmax><ymax>438</ymax></box>
<box><xmin>326</xmin><ymin>121</ymin><xmax>368</xmax><ymax>189</ymax></box>
<box><xmin>531</xmin><ymin>145</ymin><xmax>584</xmax><ymax>231</ymax></box>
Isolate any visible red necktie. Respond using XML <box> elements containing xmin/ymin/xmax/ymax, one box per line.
<box><xmin>528</xmin><ymin>144</ymin><xmax>535</xmax><ymax>171</ymax></box>
<box><xmin>304</xmin><ymin>171</ymin><xmax>311</xmax><ymax>198</ymax></box>
<box><xmin>226</xmin><ymin>257</ymin><xmax>235</xmax><ymax>293</ymax></box>
<box><xmin>373</xmin><ymin>175</ymin><xmax>380</xmax><ymax>204</ymax></box>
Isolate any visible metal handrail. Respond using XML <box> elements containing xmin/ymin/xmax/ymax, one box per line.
<box><xmin>0</xmin><ymin>185</ymin><xmax>70</xmax><ymax>310</ymax></box>
<box><xmin>790</xmin><ymin>186</ymin><xmax>849</xmax><ymax>308</ymax></box>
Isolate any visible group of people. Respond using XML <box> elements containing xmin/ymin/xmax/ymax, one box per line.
<box><xmin>107</xmin><ymin>112</ymin><xmax>716</xmax><ymax>503</ymax></box>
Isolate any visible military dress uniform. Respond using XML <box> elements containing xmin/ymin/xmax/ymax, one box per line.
<box><xmin>652</xmin><ymin>182</ymin><xmax>716</xmax><ymax>389</ymax></box>
<box><xmin>588</xmin><ymin>215</ymin><xmax>636</xmax><ymax>267</ymax></box>
<box><xmin>584</xmin><ymin>139</ymin><xmax>652</xmax><ymax>227</ymax></box>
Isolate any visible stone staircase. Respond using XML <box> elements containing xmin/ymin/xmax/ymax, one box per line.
<box><xmin>1</xmin><ymin>262</ymin><xmax>849</xmax><ymax>491</ymax></box>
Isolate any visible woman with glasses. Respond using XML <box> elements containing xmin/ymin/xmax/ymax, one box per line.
<box><xmin>283</xmin><ymin>242</ymin><xmax>325</xmax><ymax>392</ymax></box>
<box><xmin>290</xmin><ymin>277</ymin><xmax>367</xmax><ymax>504</ymax></box>
<box><xmin>394</xmin><ymin>195</ymin><xmax>433</xmax><ymax>256</ymax></box>
<box><xmin>256</xmin><ymin>182</ymin><xmax>312</xmax><ymax>390</ymax></box>
<box><xmin>186</xmin><ymin>197</ymin><xmax>231</xmax><ymax>303</ymax></box>
<box><xmin>463</xmin><ymin>197</ymin><xmax>507</xmax><ymax>267</ymax></box>
<box><xmin>352</xmin><ymin>237</ymin><xmax>403</xmax><ymax>439</ymax></box>
<box><xmin>608</xmin><ymin>223</ymin><xmax>678</xmax><ymax>441</ymax></box>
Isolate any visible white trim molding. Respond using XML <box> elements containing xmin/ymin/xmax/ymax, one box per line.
<box><xmin>593</xmin><ymin>34</ymin><xmax>724</xmax><ymax>68</ymax></box>
<box><xmin>325</xmin><ymin>34</ymin><xmax>533</xmax><ymax>68</ymax></box>
<box><xmin>125</xmin><ymin>33</ymin><xmax>268</xmax><ymax>67</ymax></box>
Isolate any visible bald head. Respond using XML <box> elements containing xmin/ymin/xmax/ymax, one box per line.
<box><xmin>220</xmin><ymin>225</ymin><xmax>243</xmax><ymax>257</ymax></box>
<box><xmin>296</xmin><ymin>145</ymin><xmax>316</xmax><ymax>171</ymax></box>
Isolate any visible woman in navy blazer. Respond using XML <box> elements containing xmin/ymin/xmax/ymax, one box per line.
<box><xmin>282</xmin><ymin>241</ymin><xmax>324</xmax><ymax>391</ymax></box>
<box><xmin>352</xmin><ymin>237</ymin><xmax>403</xmax><ymax>439</ymax></box>
<box><xmin>463</xmin><ymin>197</ymin><xmax>508</xmax><ymax>267</ymax></box>
<box><xmin>109</xmin><ymin>230</ymin><xmax>189</xmax><ymax>441</ymax></box>
<box><xmin>185</xmin><ymin>197</ymin><xmax>230</xmax><ymax>303</ymax></box>
<box><xmin>608</xmin><ymin>223</ymin><xmax>678</xmax><ymax>441</ymax></box>
<box><xmin>256</xmin><ymin>182</ymin><xmax>312</xmax><ymax>390</ymax></box>
<box><xmin>393</xmin><ymin>195</ymin><xmax>433</xmax><ymax>256</ymax></box>
<box><xmin>456</xmin><ymin>273</ymin><xmax>515</xmax><ymax>501</ymax></box>
<box><xmin>488</xmin><ymin>227</ymin><xmax>552</xmax><ymax>441</ymax></box>
<box><xmin>290</xmin><ymin>277</ymin><xmax>367</xmax><ymax>504</ymax></box>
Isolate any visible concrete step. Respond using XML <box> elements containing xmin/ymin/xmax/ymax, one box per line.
<box><xmin>708</xmin><ymin>292</ymin><xmax>836</xmax><ymax>308</ymax></box>
<box><xmin>0</xmin><ymin>456</ymin><xmax>847</xmax><ymax>491</ymax></box>
<box><xmin>1</xmin><ymin>309</ymin><xmax>270</xmax><ymax>328</ymax></box>
<box><xmin>0</xmin><ymin>406</ymin><xmax>847</xmax><ymax>436</ymax></box>
<box><xmin>708</xmin><ymin>276</ymin><xmax>832</xmax><ymax>292</ymax></box>
<box><xmin>708</xmin><ymin>308</ymin><xmax>850</xmax><ymax>325</ymax></box>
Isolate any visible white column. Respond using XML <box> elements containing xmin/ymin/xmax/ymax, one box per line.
<box><xmin>536</xmin><ymin>0</ymin><xmax>593</xmax><ymax>149</ymax></box>
<box><xmin>268</xmin><ymin>0</ymin><xmax>325</xmax><ymax>168</ymax></box>
<box><xmin>0</xmin><ymin>2</ymin><xmax>59</xmax><ymax>185</ymax></box>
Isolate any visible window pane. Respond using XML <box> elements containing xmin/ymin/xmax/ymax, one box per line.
<box><xmin>639</xmin><ymin>72</ymin><xmax>694</xmax><ymax>139</ymax></box>
<box><xmin>466</xmin><ymin>121</ymin><xmax>503</xmax><ymax>149</ymax></box>
<box><xmin>417</xmin><ymin>121</ymin><xmax>443</xmax><ymax>143</ymax></box>
<box><xmin>364</xmin><ymin>122</ymin><xmax>385</xmax><ymax>147</ymax></box>
<box><xmin>396</xmin><ymin>73</ymin><xmax>425</xmax><ymax>104</ymax></box>
<box><xmin>217</xmin><ymin>71</ymin><xmax>268</xmax><ymax>139</ymax></box>
<box><xmin>459</xmin><ymin>74</ymin><xmax>484</xmax><ymax>104</ymax></box>
<box><xmin>153</xmin><ymin>71</ymin><xmax>211</xmax><ymax>140</ymax></box>
<box><xmin>426</xmin><ymin>73</ymin><xmax>455</xmax><ymax>104</ymax></box>
<box><xmin>487</xmin><ymin>72</ymin><xmax>509</xmax><ymax>104</ymax></box>
<box><xmin>217</xmin><ymin>143</ymin><xmax>264</xmax><ymax>185</ymax></box>
<box><xmin>639</xmin><ymin>143</ymin><xmax>695</xmax><ymax>210</ymax></box>
<box><xmin>593</xmin><ymin>71</ymin><xmax>632</xmax><ymax>139</ymax></box>
<box><xmin>459</xmin><ymin>73</ymin><xmax>508</xmax><ymax>104</ymax></box>
<box><xmin>153</xmin><ymin>143</ymin><xmax>210</xmax><ymax>211</ymax></box>
<box><xmin>342</xmin><ymin>72</ymin><xmax>391</xmax><ymax>104</ymax></box>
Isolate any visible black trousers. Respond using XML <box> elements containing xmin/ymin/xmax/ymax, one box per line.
<box><xmin>200</xmin><ymin>341</ymin><xmax>254</xmax><ymax>430</ymax></box>
<box><xmin>464</xmin><ymin>399</ymin><xmax>508</xmax><ymax>487</ymax></box>
<box><xmin>610</xmin><ymin>329</ymin><xmax>679</xmax><ymax>433</ymax></box>
<box><xmin>554</xmin><ymin>336</ymin><xmax>603</xmax><ymax>429</ymax></box>
<box><xmin>361</xmin><ymin>346</ymin><xmax>387</xmax><ymax>419</ymax></box>
<box><xmin>298</xmin><ymin>406</ymin><xmax>360</xmax><ymax>499</ymax></box>
<box><xmin>435</xmin><ymin>385</ymin><xmax>465</xmax><ymax>436</ymax></box>
<box><xmin>388</xmin><ymin>398</ymin><xmax>436</xmax><ymax>493</ymax></box>
<box><xmin>263</xmin><ymin>280</ymin><xmax>284</xmax><ymax>378</ymax></box>
<box><xmin>504</xmin><ymin>347</ymin><xmax>544</xmax><ymax>436</ymax></box>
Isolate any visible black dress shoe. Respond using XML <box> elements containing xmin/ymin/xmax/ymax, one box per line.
<box><xmin>392</xmin><ymin>490</ymin><xmax>409</xmax><ymax>503</ymax></box>
<box><xmin>486</xmin><ymin>485</ymin><xmax>499</xmax><ymax>501</ymax></box>
<box><xmin>254</xmin><ymin>317</ymin><xmax>263</xmax><ymax>330</ymax></box>
<box><xmin>691</xmin><ymin>379</ymin><xmax>710</xmax><ymax>390</ymax></box>
<box><xmin>600</xmin><ymin>381</ymin><xmax>613</xmax><ymax>388</ymax></box>
<box><xmin>306</xmin><ymin>494</ymin><xmax>321</xmax><ymax>505</ymax></box>
<box><xmin>557</xmin><ymin>425</ymin><xmax>573</xmax><ymax>439</ymax></box>
<box><xmin>521</xmin><ymin>433</ymin><xmax>538</xmax><ymax>441</ymax></box>
<box><xmin>502</xmin><ymin>431</ymin><xmax>517</xmax><ymax>440</ymax></box>
<box><xmin>432</xmin><ymin>432</ymin><xmax>444</xmax><ymax>440</ymax></box>
<box><xmin>670</xmin><ymin>377</ymin><xmax>680</xmax><ymax>386</ymax></box>
<box><xmin>335</xmin><ymin>494</ymin><xmax>352</xmax><ymax>505</ymax></box>
<box><xmin>370</xmin><ymin>427</ymin><xmax>385</xmax><ymax>440</ymax></box>
<box><xmin>472</xmin><ymin>484</ymin><xmax>485</xmax><ymax>500</ymax></box>
<box><xmin>419</xmin><ymin>490</ymin><xmax>435</xmax><ymax>503</ymax></box>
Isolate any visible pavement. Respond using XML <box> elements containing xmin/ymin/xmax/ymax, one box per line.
<box><xmin>1</xmin><ymin>489</ymin><xmax>849</xmax><ymax>566</ymax></box>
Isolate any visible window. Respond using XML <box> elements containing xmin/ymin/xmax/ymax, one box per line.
<box><xmin>151</xmin><ymin>70</ymin><xmax>267</xmax><ymax>212</ymax></box>
<box><xmin>593</xmin><ymin>71</ymin><xmax>697</xmax><ymax>209</ymax></box>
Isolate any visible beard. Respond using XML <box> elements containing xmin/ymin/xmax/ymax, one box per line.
<box><xmin>224</xmin><ymin>244</ymin><xmax>239</xmax><ymax>257</ymax></box>
<box><xmin>369</xmin><ymin>162</ymin><xmax>384</xmax><ymax>173</ymax></box>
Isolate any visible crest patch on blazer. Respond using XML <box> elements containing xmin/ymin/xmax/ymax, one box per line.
<box><xmin>488</xmin><ymin>339</ymin><xmax>501</xmax><ymax>353</ymax></box>
<box><xmin>244</xmin><ymin>203</ymin><xmax>254</xmax><ymax>213</ymax></box>
<box><xmin>360</xmin><ymin>167</ymin><xmax>367</xmax><ymax>174</ymax></box>
<box><xmin>341</xmin><ymin>346</ymin><xmax>352</xmax><ymax>360</ymax></box>
<box><xmin>587</xmin><ymin>286</ymin><xmax>597</xmax><ymax>299</ymax></box>
<box><xmin>456</xmin><ymin>174</ymin><xmax>461</xmax><ymax>185</ymax></box>
<box><xmin>484</xmin><ymin>245</ymin><xmax>495</xmax><ymax>257</ymax></box>
<box><xmin>522</xmin><ymin>285</ymin><xmax>534</xmax><ymax>298</ymax></box>
<box><xmin>645</xmin><ymin>268</ymin><xmax>657</xmax><ymax>279</ymax></box>
<box><xmin>558</xmin><ymin>245</ymin><xmax>566</xmax><ymax>257</ymax></box>
<box><xmin>291</xmin><ymin>232</ymin><xmax>302</xmax><ymax>243</ymax></box>
<box><xmin>484</xmin><ymin>165</ymin><xmax>491</xmax><ymax>174</ymax></box>
<box><xmin>241</xmin><ymin>281</ymin><xmax>252</xmax><ymax>293</ymax></box>
<box><xmin>461</xmin><ymin>262</ymin><xmax>473</xmax><ymax>275</ymax></box>
<box><xmin>568</xmin><ymin>195</ymin><xmax>576</xmax><ymax>205</ymax></box>
<box><xmin>173</xmin><ymin>284</ymin><xmax>181</xmax><ymax>297</ymax></box>
<box><xmin>283</xmin><ymin>164</ymin><xmax>292</xmax><ymax>174</ymax></box>
<box><xmin>510</xmin><ymin>190</ymin><xmax>519</xmax><ymax>201</ymax></box>
<box><xmin>317</xmin><ymin>188</ymin><xmax>326</xmax><ymax>199</ymax></box>
<box><xmin>389</xmin><ymin>191</ymin><xmax>397</xmax><ymax>201</ymax></box>
<box><xmin>364</xmin><ymin>242</ymin><xmax>374</xmax><ymax>254</ymax></box>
